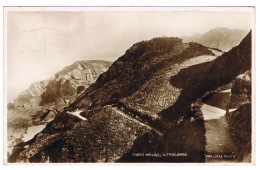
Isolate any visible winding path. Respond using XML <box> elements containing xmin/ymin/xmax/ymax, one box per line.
<box><xmin>201</xmin><ymin>90</ymin><xmax>238</xmax><ymax>162</ymax></box>
<box><xmin>67</xmin><ymin>108</ymin><xmax>163</xmax><ymax>136</ymax></box>
<box><xmin>112</xmin><ymin>107</ymin><xmax>163</xmax><ymax>137</ymax></box>
<box><xmin>68</xmin><ymin>110</ymin><xmax>87</xmax><ymax>120</ymax></box>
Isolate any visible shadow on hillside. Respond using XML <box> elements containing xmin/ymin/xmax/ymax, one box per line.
<box><xmin>170</xmin><ymin>62</ymin><xmax>210</xmax><ymax>89</ymax></box>
<box><xmin>202</xmin><ymin>92</ymin><xmax>231</xmax><ymax>110</ymax></box>
<box><xmin>116</xmin><ymin>131</ymin><xmax>163</xmax><ymax>162</ymax></box>
<box><xmin>160</xmin><ymin>30</ymin><xmax>251</xmax><ymax>121</ymax></box>
<box><xmin>117</xmin><ymin>116</ymin><xmax>206</xmax><ymax>162</ymax></box>
<box><xmin>118</xmin><ymin>61</ymin><xmax>210</xmax><ymax>162</ymax></box>
<box><xmin>152</xmin><ymin>31</ymin><xmax>251</xmax><ymax>162</ymax></box>
<box><xmin>159</xmin><ymin>62</ymin><xmax>211</xmax><ymax>122</ymax></box>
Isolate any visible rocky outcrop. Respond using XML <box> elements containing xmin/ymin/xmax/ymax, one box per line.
<box><xmin>40</xmin><ymin>60</ymin><xmax>111</xmax><ymax>106</ymax></box>
<box><xmin>9</xmin><ymin>31</ymin><xmax>251</xmax><ymax>163</ymax></box>
<box><xmin>12</xmin><ymin>80</ymin><xmax>49</xmax><ymax>110</ymax></box>
<box><xmin>182</xmin><ymin>27</ymin><xmax>248</xmax><ymax>52</ymax></box>
<box><xmin>226</xmin><ymin>71</ymin><xmax>251</xmax><ymax>162</ymax></box>
<box><xmin>9</xmin><ymin>61</ymin><xmax>111</xmax><ymax>110</ymax></box>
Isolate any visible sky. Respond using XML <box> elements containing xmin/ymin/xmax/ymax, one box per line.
<box><xmin>5</xmin><ymin>7</ymin><xmax>254</xmax><ymax>102</ymax></box>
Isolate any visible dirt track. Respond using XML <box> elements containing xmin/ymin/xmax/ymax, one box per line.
<box><xmin>201</xmin><ymin>90</ymin><xmax>238</xmax><ymax>163</ymax></box>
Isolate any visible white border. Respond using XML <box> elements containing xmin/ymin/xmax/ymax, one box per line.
<box><xmin>1</xmin><ymin>1</ymin><xmax>259</xmax><ymax>170</ymax></box>
<box><xmin>3</xmin><ymin>6</ymin><xmax>254</xmax><ymax>12</ymax></box>
<box><xmin>0</xmin><ymin>0</ymin><xmax>258</xmax><ymax>6</ymax></box>
<box><xmin>3</xmin><ymin>9</ymin><xmax>7</xmax><ymax>165</ymax></box>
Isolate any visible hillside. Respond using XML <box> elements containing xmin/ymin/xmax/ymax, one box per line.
<box><xmin>10</xmin><ymin>80</ymin><xmax>50</xmax><ymax>110</ymax></box>
<box><xmin>7</xmin><ymin>60</ymin><xmax>111</xmax><ymax>158</ymax></box>
<box><xmin>39</xmin><ymin>60</ymin><xmax>111</xmax><ymax>106</ymax></box>
<box><xmin>182</xmin><ymin>27</ymin><xmax>248</xmax><ymax>52</ymax></box>
<box><xmin>226</xmin><ymin>71</ymin><xmax>252</xmax><ymax>162</ymax></box>
<box><xmin>9</xmin><ymin>60</ymin><xmax>111</xmax><ymax>110</ymax></box>
<box><xmin>9</xmin><ymin>31</ymin><xmax>251</xmax><ymax>163</ymax></box>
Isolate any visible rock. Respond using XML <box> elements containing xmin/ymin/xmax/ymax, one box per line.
<box><xmin>10</xmin><ymin>60</ymin><xmax>111</xmax><ymax>110</ymax></box>
<box><xmin>13</xmin><ymin>80</ymin><xmax>49</xmax><ymax>110</ymax></box>
<box><xmin>40</xmin><ymin>60</ymin><xmax>111</xmax><ymax>106</ymax></box>
<box><xmin>226</xmin><ymin>71</ymin><xmax>252</xmax><ymax>162</ymax></box>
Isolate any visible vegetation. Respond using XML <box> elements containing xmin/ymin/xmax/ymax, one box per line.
<box><xmin>226</xmin><ymin>71</ymin><xmax>252</xmax><ymax>162</ymax></box>
<box><xmin>9</xmin><ymin>32</ymin><xmax>252</xmax><ymax>163</ymax></box>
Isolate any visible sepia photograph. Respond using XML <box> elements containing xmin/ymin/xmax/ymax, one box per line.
<box><xmin>3</xmin><ymin>6</ymin><xmax>255</xmax><ymax>163</ymax></box>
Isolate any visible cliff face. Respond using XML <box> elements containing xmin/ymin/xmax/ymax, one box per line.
<box><xmin>10</xmin><ymin>60</ymin><xmax>111</xmax><ymax>110</ymax></box>
<box><xmin>226</xmin><ymin>71</ymin><xmax>251</xmax><ymax>162</ymax></box>
<box><xmin>12</xmin><ymin>80</ymin><xmax>49</xmax><ymax>110</ymax></box>
<box><xmin>9</xmin><ymin>31</ymin><xmax>252</xmax><ymax>163</ymax></box>
<box><xmin>40</xmin><ymin>60</ymin><xmax>111</xmax><ymax>106</ymax></box>
<box><xmin>182</xmin><ymin>27</ymin><xmax>248</xmax><ymax>52</ymax></box>
<box><xmin>7</xmin><ymin>60</ymin><xmax>111</xmax><ymax>159</ymax></box>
